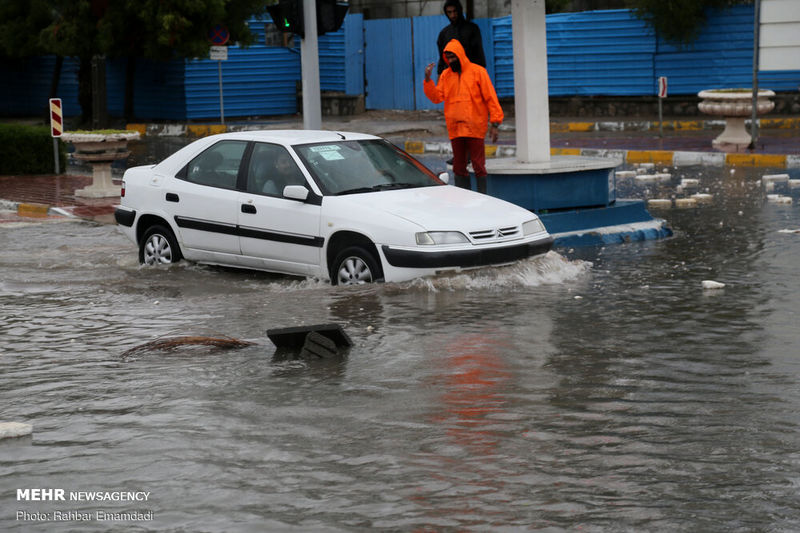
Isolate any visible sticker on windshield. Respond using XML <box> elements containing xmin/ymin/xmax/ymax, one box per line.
<box><xmin>310</xmin><ymin>145</ymin><xmax>345</xmax><ymax>160</ymax></box>
<box><xmin>319</xmin><ymin>151</ymin><xmax>344</xmax><ymax>160</ymax></box>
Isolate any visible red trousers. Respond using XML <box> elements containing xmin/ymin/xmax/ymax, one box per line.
<box><xmin>451</xmin><ymin>137</ymin><xmax>486</xmax><ymax>178</ymax></box>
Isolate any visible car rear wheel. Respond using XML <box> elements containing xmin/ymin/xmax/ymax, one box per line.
<box><xmin>332</xmin><ymin>246</ymin><xmax>381</xmax><ymax>285</ymax></box>
<box><xmin>139</xmin><ymin>225</ymin><xmax>182</xmax><ymax>265</ymax></box>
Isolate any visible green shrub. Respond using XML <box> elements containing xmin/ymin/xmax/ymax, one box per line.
<box><xmin>0</xmin><ymin>124</ymin><xmax>68</xmax><ymax>175</ymax></box>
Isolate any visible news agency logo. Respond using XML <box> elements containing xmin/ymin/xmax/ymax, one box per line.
<box><xmin>16</xmin><ymin>489</ymin><xmax>151</xmax><ymax>501</ymax></box>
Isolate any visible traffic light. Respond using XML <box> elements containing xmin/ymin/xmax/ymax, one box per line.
<box><xmin>317</xmin><ymin>0</ymin><xmax>349</xmax><ymax>35</ymax></box>
<box><xmin>267</xmin><ymin>0</ymin><xmax>349</xmax><ymax>39</ymax></box>
<box><xmin>267</xmin><ymin>0</ymin><xmax>304</xmax><ymax>37</ymax></box>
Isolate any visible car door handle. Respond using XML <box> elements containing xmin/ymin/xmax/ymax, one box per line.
<box><xmin>241</xmin><ymin>204</ymin><xmax>257</xmax><ymax>214</ymax></box>
<box><xmin>166</xmin><ymin>193</ymin><xmax>179</xmax><ymax>202</ymax></box>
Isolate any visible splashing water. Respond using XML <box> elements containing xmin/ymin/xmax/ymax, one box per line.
<box><xmin>402</xmin><ymin>251</ymin><xmax>591</xmax><ymax>292</ymax></box>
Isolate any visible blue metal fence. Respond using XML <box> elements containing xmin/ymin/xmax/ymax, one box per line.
<box><xmin>491</xmin><ymin>5</ymin><xmax>799</xmax><ymax>100</ymax></box>
<box><xmin>655</xmin><ymin>7</ymin><xmax>755</xmax><ymax>94</ymax></box>
<box><xmin>1</xmin><ymin>6</ymin><xmax>798</xmax><ymax>119</ymax></box>
<box><xmin>369</xmin><ymin>14</ymin><xmax>495</xmax><ymax>111</ymax></box>
<box><xmin>364</xmin><ymin>18</ymin><xmax>415</xmax><ymax>110</ymax></box>
<box><xmin>545</xmin><ymin>9</ymin><xmax>656</xmax><ymax>96</ymax></box>
<box><xmin>320</xmin><ymin>13</ymin><xmax>364</xmax><ymax>94</ymax></box>
<box><xmin>0</xmin><ymin>56</ymin><xmax>80</xmax><ymax>118</ymax></box>
<box><xmin>411</xmin><ymin>16</ymin><xmax>442</xmax><ymax>111</ymax></box>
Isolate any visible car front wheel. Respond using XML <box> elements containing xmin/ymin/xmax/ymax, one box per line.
<box><xmin>332</xmin><ymin>246</ymin><xmax>381</xmax><ymax>285</ymax></box>
<box><xmin>139</xmin><ymin>225</ymin><xmax>182</xmax><ymax>265</ymax></box>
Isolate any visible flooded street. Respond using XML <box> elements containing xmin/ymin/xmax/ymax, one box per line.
<box><xmin>2</xmin><ymin>161</ymin><xmax>800</xmax><ymax>531</ymax></box>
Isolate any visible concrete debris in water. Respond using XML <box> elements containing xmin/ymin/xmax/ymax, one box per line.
<box><xmin>0</xmin><ymin>422</ymin><xmax>33</xmax><ymax>440</ymax></box>
<box><xmin>767</xmin><ymin>194</ymin><xmax>793</xmax><ymax>204</ymax></box>
<box><xmin>702</xmin><ymin>280</ymin><xmax>726</xmax><ymax>290</ymax></box>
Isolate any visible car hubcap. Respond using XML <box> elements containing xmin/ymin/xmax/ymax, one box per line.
<box><xmin>338</xmin><ymin>257</ymin><xmax>372</xmax><ymax>285</ymax></box>
<box><xmin>144</xmin><ymin>234</ymin><xmax>173</xmax><ymax>264</ymax></box>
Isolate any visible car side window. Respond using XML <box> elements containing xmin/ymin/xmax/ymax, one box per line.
<box><xmin>184</xmin><ymin>141</ymin><xmax>247</xmax><ymax>190</ymax></box>
<box><xmin>246</xmin><ymin>143</ymin><xmax>306</xmax><ymax>197</ymax></box>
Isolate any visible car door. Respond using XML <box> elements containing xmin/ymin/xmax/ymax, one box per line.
<box><xmin>168</xmin><ymin>140</ymin><xmax>247</xmax><ymax>257</ymax></box>
<box><xmin>237</xmin><ymin>143</ymin><xmax>323</xmax><ymax>276</ymax></box>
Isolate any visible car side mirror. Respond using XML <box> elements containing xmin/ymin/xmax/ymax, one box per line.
<box><xmin>438</xmin><ymin>171</ymin><xmax>450</xmax><ymax>185</ymax></box>
<box><xmin>283</xmin><ymin>185</ymin><xmax>309</xmax><ymax>201</ymax></box>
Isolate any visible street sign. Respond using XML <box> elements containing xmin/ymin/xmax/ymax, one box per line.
<box><xmin>49</xmin><ymin>98</ymin><xmax>63</xmax><ymax>137</ymax></box>
<box><xmin>209</xmin><ymin>45</ymin><xmax>228</xmax><ymax>61</ymax></box>
<box><xmin>208</xmin><ymin>24</ymin><xmax>230</xmax><ymax>45</ymax></box>
<box><xmin>658</xmin><ymin>76</ymin><xmax>668</xmax><ymax>98</ymax></box>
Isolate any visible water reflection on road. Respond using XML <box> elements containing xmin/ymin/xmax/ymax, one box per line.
<box><xmin>2</xmin><ymin>163</ymin><xmax>800</xmax><ymax>531</ymax></box>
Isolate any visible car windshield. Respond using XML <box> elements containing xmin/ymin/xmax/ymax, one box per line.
<box><xmin>293</xmin><ymin>139</ymin><xmax>444</xmax><ymax>195</ymax></box>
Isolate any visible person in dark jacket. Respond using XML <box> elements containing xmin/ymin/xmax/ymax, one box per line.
<box><xmin>436</xmin><ymin>0</ymin><xmax>486</xmax><ymax>75</ymax></box>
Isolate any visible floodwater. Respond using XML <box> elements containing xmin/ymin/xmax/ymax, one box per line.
<box><xmin>2</xmin><ymin>159</ymin><xmax>800</xmax><ymax>532</ymax></box>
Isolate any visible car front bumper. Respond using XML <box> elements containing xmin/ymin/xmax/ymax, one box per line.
<box><xmin>380</xmin><ymin>234</ymin><xmax>554</xmax><ymax>269</ymax></box>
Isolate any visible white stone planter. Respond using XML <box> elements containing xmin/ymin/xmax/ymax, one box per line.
<box><xmin>62</xmin><ymin>131</ymin><xmax>140</xmax><ymax>198</ymax></box>
<box><xmin>697</xmin><ymin>89</ymin><xmax>775</xmax><ymax>152</ymax></box>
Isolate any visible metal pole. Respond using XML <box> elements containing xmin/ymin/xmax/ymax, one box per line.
<box><xmin>53</xmin><ymin>138</ymin><xmax>60</xmax><ymax>174</ymax></box>
<box><xmin>751</xmin><ymin>0</ymin><xmax>761</xmax><ymax>148</ymax></box>
<box><xmin>658</xmin><ymin>96</ymin><xmax>663</xmax><ymax>138</ymax></box>
<box><xmin>301</xmin><ymin>0</ymin><xmax>322</xmax><ymax>130</ymax></box>
<box><xmin>218</xmin><ymin>60</ymin><xmax>225</xmax><ymax>125</ymax></box>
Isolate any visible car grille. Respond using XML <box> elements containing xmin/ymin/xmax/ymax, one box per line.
<box><xmin>469</xmin><ymin>226</ymin><xmax>520</xmax><ymax>241</ymax></box>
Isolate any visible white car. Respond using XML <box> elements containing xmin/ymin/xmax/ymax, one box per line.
<box><xmin>114</xmin><ymin>130</ymin><xmax>552</xmax><ymax>285</ymax></box>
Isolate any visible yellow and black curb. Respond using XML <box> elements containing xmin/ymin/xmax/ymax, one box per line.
<box><xmin>403</xmin><ymin>141</ymin><xmax>800</xmax><ymax>169</ymax></box>
<box><xmin>17</xmin><ymin>203</ymin><xmax>50</xmax><ymax>218</ymax></box>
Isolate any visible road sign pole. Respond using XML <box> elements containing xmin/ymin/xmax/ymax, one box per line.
<box><xmin>218</xmin><ymin>61</ymin><xmax>225</xmax><ymax>125</ymax></box>
<box><xmin>207</xmin><ymin>25</ymin><xmax>230</xmax><ymax>125</ymax></box>
<box><xmin>657</xmin><ymin>76</ymin><xmax>667</xmax><ymax>138</ymax></box>
<box><xmin>53</xmin><ymin>139</ymin><xmax>60</xmax><ymax>174</ymax></box>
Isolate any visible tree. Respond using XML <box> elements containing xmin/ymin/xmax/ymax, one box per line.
<box><xmin>0</xmin><ymin>0</ymin><xmax>268</xmax><ymax>127</ymax></box>
<box><xmin>0</xmin><ymin>0</ymin><xmax>65</xmax><ymax>117</ymax></box>
<box><xmin>93</xmin><ymin>0</ymin><xmax>267</xmax><ymax>123</ymax></box>
<box><xmin>627</xmin><ymin>0</ymin><xmax>752</xmax><ymax>47</ymax></box>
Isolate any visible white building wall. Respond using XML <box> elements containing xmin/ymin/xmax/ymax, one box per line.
<box><xmin>759</xmin><ymin>0</ymin><xmax>800</xmax><ymax>70</ymax></box>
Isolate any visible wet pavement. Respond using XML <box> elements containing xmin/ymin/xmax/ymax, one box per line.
<box><xmin>3</xmin><ymin>162</ymin><xmax>800</xmax><ymax>531</ymax></box>
<box><xmin>1</xmin><ymin>110</ymin><xmax>798</xmax><ymax>224</ymax></box>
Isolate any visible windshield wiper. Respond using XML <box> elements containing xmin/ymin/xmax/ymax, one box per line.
<box><xmin>379</xmin><ymin>182</ymin><xmax>418</xmax><ymax>190</ymax></box>
<box><xmin>336</xmin><ymin>183</ymin><xmax>419</xmax><ymax>195</ymax></box>
<box><xmin>336</xmin><ymin>186</ymin><xmax>376</xmax><ymax>195</ymax></box>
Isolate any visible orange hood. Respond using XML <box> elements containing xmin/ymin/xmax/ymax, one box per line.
<box><xmin>443</xmin><ymin>39</ymin><xmax>470</xmax><ymax>71</ymax></box>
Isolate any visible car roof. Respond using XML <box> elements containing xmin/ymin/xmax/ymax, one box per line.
<box><xmin>151</xmin><ymin>129</ymin><xmax>382</xmax><ymax>174</ymax></box>
<box><xmin>208</xmin><ymin>129</ymin><xmax>380</xmax><ymax>145</ymax></box>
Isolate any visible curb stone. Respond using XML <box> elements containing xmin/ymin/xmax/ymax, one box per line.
<box><xmin>403</xmin><ymin>141</ymin><xmax>797</xmax><ymax>169</ymax></box>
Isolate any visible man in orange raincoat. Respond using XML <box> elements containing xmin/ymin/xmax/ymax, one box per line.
<box><xmin>424</xmin><ymin>39</ymin><xmax>504</xmax><ymax>194</ymax></box>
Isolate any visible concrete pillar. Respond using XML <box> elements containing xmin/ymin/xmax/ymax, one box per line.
<box><xmin>512</xmin><ymin>0</ymin><xmax>550</xmax><ymax>163</ymax></box>
<box><xmin>302</xmin><ymin>0</ymin><xmax>322</xmax><ymax>130</ymax></box>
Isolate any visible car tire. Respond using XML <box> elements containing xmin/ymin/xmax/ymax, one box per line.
<box><xmin>139</xmin><ymin>225</ymin><xmax>182</xmax><ymax>265</ymax></box>
<box><xmin>331</xmin><ymin>246</ymin><xmax>382</xmax><ymax>285</ymax></box>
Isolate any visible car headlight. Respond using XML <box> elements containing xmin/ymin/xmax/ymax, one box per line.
<box><xmin>415</xmin><ymin>231</ymin><xmax>469</xmax><ymax>245</ymax></box>
<box><xmin>522</xmin><ymin>219</ymin><xmax>545</xmax><ymax>235</ymax></box>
